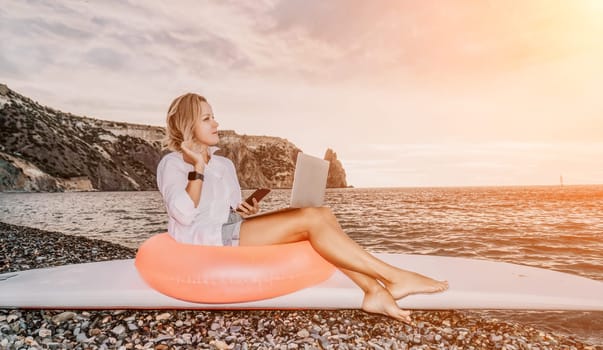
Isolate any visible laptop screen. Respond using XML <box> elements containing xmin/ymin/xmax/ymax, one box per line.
<box><xmin>290</xmin><ymin>152</ymin><xmax>330</xmax><ymax>207</ymax></box>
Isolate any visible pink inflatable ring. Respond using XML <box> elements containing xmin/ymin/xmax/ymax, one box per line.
<box><xmin>135</xmin><ymin>233</ymin><xmax>335</xmax><ymax>303</ymax></box>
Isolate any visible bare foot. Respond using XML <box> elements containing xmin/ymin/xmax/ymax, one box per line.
<box><xmin>385</xmin><ymin>271</ymin><xmax>449</xmax><ymax>300</ymax></box>
<box><xmin>361</xmin><ymin>286</ymin><xmax>412</xmax><ymax>323</ymax></box>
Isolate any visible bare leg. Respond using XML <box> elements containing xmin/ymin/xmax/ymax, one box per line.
<box><xmin>340</xmin><ymin>267</ymin><xmax>412</xmax><ymax>323</ymax></box>
<box><xmin>325</xmin><ymin>207</ymin><xmax>448</xmax><ymax>300</ymax></box>
<box><xmin>239</xmin><ymin>207</ymin><xmax>448</xmax><ymax>301</ymax></box>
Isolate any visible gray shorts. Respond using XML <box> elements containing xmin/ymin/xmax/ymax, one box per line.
<box><xmin>221</xmin><ymin>209</ymin><xmax>244</xmax><ymax>246</ymax></box>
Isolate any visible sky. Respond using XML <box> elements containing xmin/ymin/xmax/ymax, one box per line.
<box><xmin>1</xmin><ymin>0</ymin><xmax>602</xmax><ymax>188</ymax></box>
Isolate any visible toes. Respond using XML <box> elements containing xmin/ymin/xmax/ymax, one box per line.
<box><xmin>399</xmin><ymin>312</ymin><xmax>412</xmax><ymax>324</ymax></box>
<box><xmin>435</xmin><ymin>281</ymin><xmax>449</xmax><ymax>291</ymax></box>
<box><xmin>397</xmin><ymin>309</ymin><xmax>412</xmax><ymax>323</ymax></box>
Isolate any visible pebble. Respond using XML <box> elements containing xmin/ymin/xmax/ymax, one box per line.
<box><xmin>155</xmin><ymin>335</ymin><xmax>172</xmax><ymax>342</ymax></box>
<box><xmin>368</xmin><ymin>341</ymin><xmax>385</xmax><ymax>350</ymax></box>
<box><xmin>297</xmin><ymin>329</ymin><xmax>310</xmax><ymax>338</ymax></box>
<box><xmin>38</xmin><ymin>328</ymin><xmax>52</xmax><ymax>337</ymax></box>
<box><xmin>423</xmin><ymin>333</ymin><xmax>435</xmax><ymax>343</ymax></box>
<box><xmin>316</xmin><ymin>335</ymin><xmax>330</xmax><ymax>349</ymax></box>
<box><xmin>265</xmin><ymin>333</ymin><xmax>276</xmax><ymax>346</ymax></box>
<box><xmin>77</xmin><ymin>332</ymin><xmax>89</xmax><ymax>343</ymax></box>
<box><xmin>24</xmin><ymin>336</ymin><xmax>38</xmax><ymax>346</ymax></box>
<box><xmin>155</xmin><ymin>312</ymin><xmax>171</xmax><ymax>321</ymax></box>
<box><xmin>112</xmin><ymin>324</ymin><xmax>126</xmax><ymax>336</ymax></box>
<box><xmin>491</xmin><ymin>334</ymin><xmax>504</xmax><ymax>342</ymax></box>
<box><xmin>210</xmin><ymin>340</ymin><xmax>229</xmax><ymax>349</ymax></box>
<box><xmin>52</xmin><ymin>311</ymin><xmax>76</xmax><ymax>324</ymax></box>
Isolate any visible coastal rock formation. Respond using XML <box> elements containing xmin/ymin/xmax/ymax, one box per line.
<box><xmin>216</xmin><ymin>131</ymin><xmax>301</xmax><ymax>189</ymax></box>
<box><xmin>324</xmin><ymin>148</ymin><xmax>348</xmax><ymax>188</ymax></box>
<box><xmin>0</xmin><ymin>85</ymin><xmax>161</xmax><ymax>191</ymax></box>
<box><xmin>0</xmin><ymin>84</ymin><xmax>348</xmax><ymax>191</ymax></box>
<box><xmin>0</xmin><ymin>151</ymin><xmax>61</xmax><ymax>192</ymax></box>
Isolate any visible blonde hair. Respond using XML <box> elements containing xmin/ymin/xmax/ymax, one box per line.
<box><xmin>162</xmin><ymin>93</ymin><xmax>208</xmax><ymax>152</ymax></box>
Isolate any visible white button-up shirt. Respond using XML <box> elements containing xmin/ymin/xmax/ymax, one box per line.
<box><xmin>156</xmin><ymin>146</ymin><xmax>242</xmax><ymax>245</ymax></box>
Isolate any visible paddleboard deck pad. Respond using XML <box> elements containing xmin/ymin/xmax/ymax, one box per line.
<box><xmin>1</xmin><ymin>254</ymin><xmax>601</xmax><ymax>310</ymax></box>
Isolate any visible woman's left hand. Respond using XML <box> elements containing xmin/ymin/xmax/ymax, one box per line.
<box><xmin>236</xmin><ymin>198</ymin><xmax>260</xmax><ymax>218</ymax></box>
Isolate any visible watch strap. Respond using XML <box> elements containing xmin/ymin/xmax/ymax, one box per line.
<box><xmin>187</xmin><ymin>171</ymin><xmax>204</xmax><ymax>181</ymax></box>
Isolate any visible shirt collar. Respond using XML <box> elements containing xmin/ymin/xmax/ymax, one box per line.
<box><xmin>209</xmin><ymin>146</ymin><xmax>220</xmax><ymax>155</ymax></box>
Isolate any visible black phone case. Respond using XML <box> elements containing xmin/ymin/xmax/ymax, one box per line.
<box><xmin>236</xmin><ymin>189</ymin><xmax>271</xmax><ymax>212</ymax></box>
<box><xmin>245</xmin><ymin>188</ymin><xmax>270</xmax><ymax>205</ymax></box>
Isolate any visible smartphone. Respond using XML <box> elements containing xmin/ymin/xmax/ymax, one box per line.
<box><xmin>236</xmin><ymin>188</ymin><xmax>271</xmax><ymax>212</ymax></box>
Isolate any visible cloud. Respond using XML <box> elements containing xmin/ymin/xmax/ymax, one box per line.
<box><xmin>19</xmin><ymin>17</ymin><xmax>92</xmax><ymax>40</ymax></box>
<box><xmin>85</xmin><ymin>47</ymin><xmax>129</xmax><ymax>70</ymax></box>
<box><xmin>263</xmin><ymin>0</ymin><xmax>603</xmax><ymax>84</ymax></box>
<box><xmin>2</xmin><ymin>1</ymin><xmax>602</xmax><ymax>187</ymax></box>
<box><xmin>6</xmin><ymin>0</ymin><xmax>601</xmax><ymax>90</ymax></box>
<box><xmin>0</xmin><ymin>53</ymin><xmax>23</xmax><ymax>78</ymax></box>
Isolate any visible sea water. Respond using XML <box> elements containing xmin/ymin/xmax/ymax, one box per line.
<box><xmin>1</xmin><ymin>185</ymin><xmax>602</xmax><ymax>344</ymax></box>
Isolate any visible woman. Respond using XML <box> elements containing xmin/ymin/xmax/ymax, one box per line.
<box><xmin>157</xmin><ymin>92</ymin><xmax>448</xmax><ymax>323</ymax></box>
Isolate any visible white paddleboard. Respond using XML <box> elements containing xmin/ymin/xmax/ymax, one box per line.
<box><xmin>0</xmin><ymin>254</ymin><xmax>601</xmax><ymax>310</ymax></box>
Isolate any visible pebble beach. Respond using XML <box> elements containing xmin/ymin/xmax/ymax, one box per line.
<box><xmin>0</xmin><ymin>222</ymin><xmax>600</xmax><ymax>350</ymax></box>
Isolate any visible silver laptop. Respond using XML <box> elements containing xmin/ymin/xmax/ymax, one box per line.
<box><xmin>245</xmin><ymin>152</ymin><xmax>330</xmax><ymax>219</ymax></box>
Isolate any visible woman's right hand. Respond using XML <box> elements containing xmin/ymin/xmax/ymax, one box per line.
<box><xmin>181</xmin><ymin>141</ymin><xmax>207</xmax><ymax>171</ymax></box>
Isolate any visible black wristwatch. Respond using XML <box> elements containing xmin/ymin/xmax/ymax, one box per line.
<box><xmin>187</xmin><ymin>171</ymin><xmax>204</xmax><ymax>181</ymax></box>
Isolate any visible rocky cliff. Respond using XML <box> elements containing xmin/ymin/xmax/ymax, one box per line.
<box><xmin>215</xmin><ymin>131</ymin><xmax>301</xmax><ymax>189</ymax></box>
<box><xmin>324</xmin><ymin>148</ymin><xmax>347</xmax><ymax>189</ymax></box>
<box><xmin>0</xmin><ymin>84</ymin><xmax>348</xmax><ymax>191</ymax></box>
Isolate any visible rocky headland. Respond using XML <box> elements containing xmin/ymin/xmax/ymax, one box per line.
<box><xmin>0</xmin><ymin>84</ymin><xmax>347</xmax><ymax>192</ymax></box>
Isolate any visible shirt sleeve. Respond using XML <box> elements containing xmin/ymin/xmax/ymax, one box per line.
<box><xmin>156</xmin><ymin>155</ymin><xmax>198</xmax><ymax>226</ymax></box>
